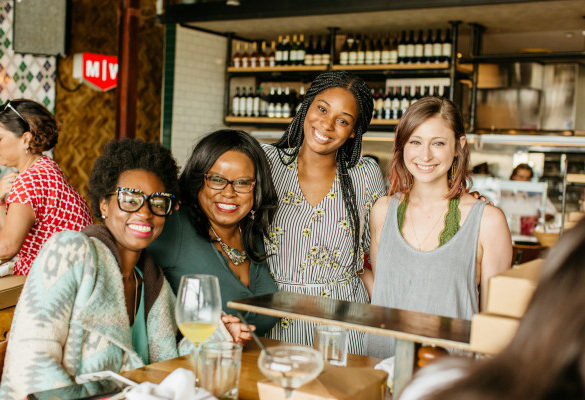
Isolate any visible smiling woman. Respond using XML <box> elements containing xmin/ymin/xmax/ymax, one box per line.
<box><xmin>261</xmin><ymin>71</ymin><xmax>387</xmax><ymax>355</ymax></box>
<box><xmin>148</xmin><ymin>129</ymin><xmax>280</xmax><ymax>338</ymax></box>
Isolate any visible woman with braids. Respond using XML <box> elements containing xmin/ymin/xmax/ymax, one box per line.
<box><xmin>0</xmin><ymin>99</ymin><xmax>92</xmax><ymax>275</ymax></box>
<box><xmin>400</xmin><ymin>217</ymin><xmax>585</xmax><ymax>400</ymax></box>
<box><xmin>364</xmin><ymin>97</ymin><xmax>511</xmax><ymax>359</ymax></box>
<box><xmin>262</xmin><ymin>71</ymin><xmax>386</xmax><ymax>354</ymax></box>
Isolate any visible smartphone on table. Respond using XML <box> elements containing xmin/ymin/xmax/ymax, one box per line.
<box><xmin>26</xmin><ymin>377</ymin><xmax>129</xmax><ymax>400</ymax></box>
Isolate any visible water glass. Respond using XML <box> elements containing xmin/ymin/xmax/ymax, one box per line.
<box><xmin>198</xmin><ymin>341</ymin><xmax>242</xmax><ymax>400</ymax></box>
<box><xmin>313</xmin><ymin>325</ymin><xmax>348</xmax><ymax>366</ymax></box>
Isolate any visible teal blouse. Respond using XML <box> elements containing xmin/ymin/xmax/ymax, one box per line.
<box><xmin>148</xmin><ymin>209</ymin><xmax>279</xmax><ymax>336</ymax></box>
<box><xmin>131</xmin><ymin>267</ymin><xmax>149</xmax><ymax>365</ymax></box>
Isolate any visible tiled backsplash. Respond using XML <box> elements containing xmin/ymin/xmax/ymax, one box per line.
<box><xmin>0</xmin><ymin>1</ymin><xmax>56</xmax><ymax>112</ymax></box>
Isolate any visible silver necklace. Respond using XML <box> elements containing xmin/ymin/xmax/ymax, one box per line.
<box><xmin>210</xmin><ymin>225</ymin><xmax>248</xmax><ymax>266</ymax></box>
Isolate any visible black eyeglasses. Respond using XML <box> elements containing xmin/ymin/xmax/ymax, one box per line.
<box><xmin>113</xmin><ymin>187</ymin><xmax>175</xmax><ymax>216</ymax></box>
<box><xmin>204</xmin><ymin>174</ymin><xmax>255</xmax><ymax>194</ymax></box>
<box><xmin>1</xmin><ymin>100</ymin><xmax>30</xmax><ymax>132</ymax></box>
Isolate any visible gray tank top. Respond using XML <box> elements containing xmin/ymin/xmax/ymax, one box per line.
<box><xmin>364</xmin><ymin>196</ymin><xmax>485</xmax><ymax>359</ymax></box>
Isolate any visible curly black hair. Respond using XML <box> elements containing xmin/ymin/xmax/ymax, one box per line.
<box><xmin>88</xmin><ymin>138</ymin><xmax>180</xmax><ymax>218</ymax></box>
<box><xmin>0</xmin><ymin>99</ymin><xmax>58</xmax><ymax>153</ymax></box>
<box><xmin>180</xmin><ymin>129</ymin><xmax>278</xmax><ymax>263</ymax></box>
<box><xmin>274</xmin><ymin>71</ymin><xmax>374</xmax><ymax>269</ymax></box>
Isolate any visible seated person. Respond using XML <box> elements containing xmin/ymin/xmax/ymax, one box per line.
<box><xmin>0</xmin><ymin>100</ymin><xmax>92</xmax><ymax>275</ymax></box>
<box><xmin>399</xmin><ymin>217</ymin><xmax>585</xmax><ymax>400</ymax></box>
<box><xmin>0</xmin><ymin>139</ymin><xmax>249</xmax><ymax>399</ymax></box>
<box><xmin>149</xmin><ymin>130</ymin><xmax>279</xmax><ymax>336</ymax></box>
<box><xmin>505</xmin><ymin>163</ymin><xmax>556</xmax><ymax>218</ymax></box>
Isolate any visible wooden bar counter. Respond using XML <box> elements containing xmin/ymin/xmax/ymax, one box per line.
<box><xmin>121</xmin><ymin>337</ymin><xmax>383</xmax><ymax>400</ymax></box>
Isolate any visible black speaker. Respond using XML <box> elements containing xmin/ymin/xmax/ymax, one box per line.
<box><xmin>13</xmin><ymin>0</ymin><xmax>68</xmax><ymax>56</ymax></box>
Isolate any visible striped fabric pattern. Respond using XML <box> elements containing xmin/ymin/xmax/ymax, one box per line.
<box><xmin>262</xmin><ymin>144</ymin><xmax>387</xmax><ymax>354</ymax></box>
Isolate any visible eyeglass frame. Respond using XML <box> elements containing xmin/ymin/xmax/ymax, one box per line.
<box><xmin>111</xmin><ymin>186</ymin><xmax>175</xmax><ymax>217</ymax></box>
<box><xmin>1</xmin><ymin>100</ymin><xmax>31</xmax><ymax>133</ymax></box>
<box><xmin>204</xmin><ymin>173</ymin><xmax>256</xmax><ymax>194</ymax></box>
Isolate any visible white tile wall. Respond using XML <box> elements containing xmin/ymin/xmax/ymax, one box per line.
<box><xmin>171</xmin><ymin>27</ymin><xmax>228</xmax><ymax>167</ymax></box>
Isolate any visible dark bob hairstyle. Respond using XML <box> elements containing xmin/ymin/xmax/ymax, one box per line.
<box><xmin>88</xmin><ymin>138</ymin><xmax>180</xmax><ymax>218</ymax></box>
<box><xmin>0</xmin><ymin>99</ymin><xmax>58</xmax><ymax>153</ymax></box>
<box><xmin>180</xmin><ymin>129</ymin><xmax>278</xmax><ymax>262</ymax></box>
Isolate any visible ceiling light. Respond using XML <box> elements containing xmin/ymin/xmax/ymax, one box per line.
<box><xmin>226</xmin><ymin>0</ymin><xmax>240</xmax><ymax>5</ymax></box>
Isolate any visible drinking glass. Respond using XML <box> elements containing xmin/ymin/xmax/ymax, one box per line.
<box><xmin>175</xmin><ymin>274</ymin><xmax>222</xmax><ymax>382</ymax></box>
<box><xmin>258</xmin><ymin>345</ymin><xmax>324</xmax><ymax>399</ymax></box>
<box><xmin>313</xmin><ymin>325</ymin><xmax>349</xmax><ymax>366</ymax></box>
<box><xmin>198</xmin><ymin>342</ymin><xmax>242</xmax><ymax>400</ymax></box>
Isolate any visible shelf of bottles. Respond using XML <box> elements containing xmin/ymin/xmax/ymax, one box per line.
<box><xmin>226</xmin><ymin>27</ymin><xmax>456</xmax><ymax>126</ymax></box>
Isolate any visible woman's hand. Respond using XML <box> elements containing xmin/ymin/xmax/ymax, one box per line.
<box><xmin>0</xmin><ymin>172</ymin><xmax>17</xmax><ymax>201</ymax></box>
<box><xmin>222</xmin><ymin>314</ymin><xmax>255</xmax><ymax>345</ymax></box>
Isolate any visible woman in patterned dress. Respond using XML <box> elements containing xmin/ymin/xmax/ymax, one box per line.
<box><xmin>0</xmin><ymin>99</ymin><xmax>92</xmax><ymax>275</ymax></box>
<box><xmin>262</xmin><ymin>71</ymin><xmax>386</xmax><ymax>354</ymax></box>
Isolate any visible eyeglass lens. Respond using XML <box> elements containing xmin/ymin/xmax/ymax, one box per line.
<box><xmin>206</xmin><ymin>175</ymin><xmax>254</xmax><ymax>193</ymax></box>
<box><xmin>118</xmin><ymin>190</ymin><xmax>172</xmax><ymax>216</ymax></box>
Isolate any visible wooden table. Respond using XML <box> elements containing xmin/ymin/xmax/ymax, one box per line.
<box><xmin>227</xmin><ymin>292</ymin><xmax>472</xmax><ymax>395</ymax></box>
<box><xmin>121</xmin><ymin>337</ymin><xmax>383</xmax><ymax>400</ymax></box>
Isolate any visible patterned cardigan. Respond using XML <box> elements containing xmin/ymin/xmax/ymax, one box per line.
<box><xmin>0</xmin><ymin>225</ymin><xmax>181</xmax><ymax>400</ymax></box>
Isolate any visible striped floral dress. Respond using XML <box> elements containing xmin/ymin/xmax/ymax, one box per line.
<box><xmin>262</xmin><ymin>144</ymin><xmax>387</xmax><ymax>355</ymax></box>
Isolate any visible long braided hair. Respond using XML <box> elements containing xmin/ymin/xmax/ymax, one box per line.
<box><xmin>274</xmin><ymin>71</ymin><xmax>374</xmax><ymax>269</ymax></box>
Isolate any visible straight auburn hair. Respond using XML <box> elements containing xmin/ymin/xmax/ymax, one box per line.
<box><xmin>387</xmin><ymin>96</ymin><xmax>470</xmax><ymax>199</ymax></box>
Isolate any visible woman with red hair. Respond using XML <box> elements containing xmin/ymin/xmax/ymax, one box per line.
<box><xmin>364</xmin><ymin>97</ymin><xmax>512</xmax><ymax>359</ymax></box>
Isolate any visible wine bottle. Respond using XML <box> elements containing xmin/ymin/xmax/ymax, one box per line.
<box><xmin>275</xmin><ymin>36</ymin><xmax>284</xmax><ymax>66</ymax></box>
<box><xmin>384</xmin><ymin>87</ymin><xmax>393</xmax><ymax>120</ymax></box>
<box><xmin>410</xmin><ymin>86</ymin><xmax>422</xmax><ymax>106</ymax></box>
<box><xmin>373</xmin><ymin>34</ymin><xmax>382</xmax><ymax>65</ymax></box>
<box><xmin>442</xmin><ymin>28</ymin><xmax>452</xmax><ymax>63</ymax></box>
<box><xmin>232</xmin><ymin>43</ymin><xmax>242</xmax><ymax>68</ymax></box>
<box><xmin>252</xmin><ymin>87</ymin><xmax>260</xmax><ymax>117</ymax></box>
<box><xmin>241</xmin><ymin>42</ymin><xmax>250</xmax><ymax>68</ymax></box>
<box><xmin>375</xmin><ymin>88</ymin><xmax>384</xmax><ymax>119</ymax></box>
<box><xmin>313</xmin><ymin>35</ymin><xmax>323</xmax><ymax>65</ymax></box>
<box><xmin>414</xmin><ymin>30</ymin><xmax>424</xmax><ymax>64</ymax></box>
<box><xmin>250</xmin><ymin>41</ymin><xmax>259</xmax><ymax>68</ymax></box>
<box><xmin>290</xmin><ymin>34</ymin><xmax>298</xmax><ymax>65</ymax></box>
<box><xmin>238</xmin><ymin>87</ymin><xmax>247</xmax><ymax>116</ymax></box>
<box><xmin>391</xmin><ymin>87</ymin><xmax>401</xmax><ymax>119</ymax></box>
<box><xmin>258</xmin><ymin>41</ymin><xmax>267</xmax><ymax>68</ymax></box>
<box><xmin>295</xmin><ymin>86</ymin><xmax>305</xmax><ymax>115</ymax></box>
<box><xmin>356</xmin><ymin>34</ymin><xmax>366</xmax><ymax>65</ymax></box>
<box><xmin>275</xmin><ymin>87</ymin><xmax>283</xmax><ymax>118</ymax></box>
<box><xmin>389</xmin><ymin>35</ymin><xmax>398</xmax><ymax>64</ymax></box>
<box><xmin>348</xmin><ymin>34</ymin><xmax>357</xmax><ymax>65</ymax></box>
<box><xmin>365</xmin><ymin>36</ymin><xmax>375</xmax><ymax>65</ymax></box>
<box><xmin>268</xmin><ymin>40</ymin><xmax>276</xmax><ymax>67</ymax></box>
<box><xmin>423</xmin><ymin>85</ymin><xmax>431</xmax><ymax>97</ymax></box>
<box><xmin>267</xmin><ymin>87</ymin><xmax>276</xmax><ymax>118</ymax></box>
<box><xmin>321</xmin><ymin>35</ymin><xmax>331</xmax><ymax>65</ymax></box>
<box><xmin>397</xmin><ymin>31</ymin><xmax>407</xmax><ymax>64</ymax></box>
<box><xmin>298</xmin><ymin>34</ymin><xmax>306</xmax><ymax>65</ymax></box>
<box><xmin>232</xmin><ymin>87</ymin><xmax>240</xmax><ymax>116</ymax></box>
<box><xmin>340</xmin><ymin>34</ymin><xmax>351</xmax><ymax>65</ymax></box>
<box><xmin>405</xmin><ymin>30</ymin><xmax>415</xmax><ymax>64</ymax></box>
<box><xmin>433</xmin><ymin>29</ymin><xmax>442</xmax><ymax>64</ymax></box>
<box><xmin>245</xmin><ymin>86</ymin><xmax>254</xmax><ymax>117</ymax></box>
<box><xmin>380</xmin><ymin>34</ymin><xmax>390</xmax><ymax>64</ymax></box>
<box><xmin>258</xmin><ymin>86</ymin><xmax>268</xmax><ymax>116</ymax></box>
<box><xmin>400</xmin><ymin>86</ymin><xmax>411</xmax><ymax>116</ymax></box>
<box><xmin>424</xmin><ymin>29</ymin><xmax>434</xmax><ymax>64</ymax></box>
<box><xmin>282</xmin><ymin>87</ymin><xmax>292</xmax><ymax>117</ymax></box>
<box><xmin>304</xmin><ymin>35</ymin><xmax>314</xmax><ymax>65</ymax></box>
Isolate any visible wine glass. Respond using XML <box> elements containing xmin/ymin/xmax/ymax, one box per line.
<box><xmin>175</xmin><ymin>274</ymin><xmax>222</xmax><ymax>381</ymax></box>
<box><xmin>258</xmin><ymin>345</ymin><xmax>324</xmax><ymax>399</ymax></box>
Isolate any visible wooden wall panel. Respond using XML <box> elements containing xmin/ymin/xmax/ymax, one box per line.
<box><xmin>54</xmin><ymin>0</ymin><xmax>163</xmax><ymax>202</ymax></box>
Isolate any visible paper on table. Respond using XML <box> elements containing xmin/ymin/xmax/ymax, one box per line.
<box><xmin>125</xmin><ymin>368</ymin><xmax>217</xmax><ymax>400</ymax></box>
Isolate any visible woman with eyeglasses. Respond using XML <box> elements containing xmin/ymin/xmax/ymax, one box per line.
<box><xmin>0</xmin><ymin>139</ymin><xmax>251</xmax><ymax>398</ymax></box>
<box><xmin>0</xmin><ymin>99</ymin><xmax>92</xmax><ymax>275</ymax></box>
<box><xmin>149</xmin><ymin>129</ymin><xmax>279</xmax><ymax>337</ymax></box>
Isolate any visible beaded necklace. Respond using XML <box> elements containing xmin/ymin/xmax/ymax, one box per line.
<box><xmin>210</xmin><ymin>225</ymin><xmax>248</xmax><ymax>265</ymax></box>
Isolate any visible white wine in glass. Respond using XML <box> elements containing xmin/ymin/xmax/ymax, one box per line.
<box><xmin>175</xmin><ymin>274</ymin><xmax>222</xmax><ymax>381</ymax></box>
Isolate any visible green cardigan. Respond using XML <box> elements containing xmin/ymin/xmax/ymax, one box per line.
<box><xmin>149</xmin><ymin>209</ymin><xmax>278</xmax><ymax>335</ymax></box>
<box><xmin>0</xmin><ymin>225</ymin><xmax>182</xmax><ymax>400</ymax></box>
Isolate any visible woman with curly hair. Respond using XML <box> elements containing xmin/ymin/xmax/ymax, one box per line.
<box><xmin>149</xmin><ymin>129</ymin><xmax>279</xmax><ymax>336</ymax></box>
<box><xmin>0</xmin><ymin>99</ymin><xmax>92</xmax><ymax>275</ymax></box>
<box><xmin>262</xmin><ymin>71</ymin><xmax>387</xmax><ymax>354</ymax></box>
<box><xmin>0</xmin><ymin>139</ymin><xmax>251</xmax><ymax>399</ymax></box>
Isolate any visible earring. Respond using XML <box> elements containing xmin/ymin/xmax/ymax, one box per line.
<box><xmin>449</xmin><ymin>159</ymin><xmax>457</xmax><ymax>185</ymax></box>
<box><xmin>101</xmin><ymin>215</ymin><xmax>106</xmax><ymax>220</ymax></box>
<box><xmin>249</xmin><ymin>210</ymin><xmax>255</xmax><ymax>220</ymax></box>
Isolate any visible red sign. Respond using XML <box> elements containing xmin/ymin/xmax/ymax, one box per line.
<box><xmin>73</xmin><ymin>52</ymin><xmax>118</xmax><ymax>91</ymax></box>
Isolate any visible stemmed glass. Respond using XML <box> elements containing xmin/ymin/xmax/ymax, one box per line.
<box><xmin>258</xmin><ymin>345</ymin><xmax>324</xmax><ymax>399</ymax></box>
<box><xmin>175</xmin><ymin>274</ymin><xmax>222</xmax><ymax>382</ymax></box>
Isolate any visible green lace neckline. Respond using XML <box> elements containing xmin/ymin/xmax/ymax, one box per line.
<box><xmin>397</xmin><ymin>196</ymin><xmax>461</xmax><ymax>248</ymax></box>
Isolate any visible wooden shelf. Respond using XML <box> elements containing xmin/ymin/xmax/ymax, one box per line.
<box><xmin>371</xmin><ymin>119</ymin><xmax>400</xmax><ymax>125</ymax></box>
<box><xmin>332</xmin><ymin>63</ymin><xmax>450</xmax><ymax>71</ymax></box>
<box><xmin>225</xmin><ymin>116</ymin><xmax>293</xmax><ymax>124</ymax></box>
<box><xmin>227</xmin><ymin>65</ymin><xmax>328</xmax><ymax>73</ymax></box>
<box><xmin>567</xmin><ymin>174</ymin><xmax>585</xmax><ymax>184</ymax></box>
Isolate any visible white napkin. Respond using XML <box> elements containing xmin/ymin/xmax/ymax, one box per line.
<box><xmin>374</xmin><ymin>356</ymin><xmax>395</xmax><ymax>393</ymax></box>
<box><xmin>0</xmin><ymin>262</ymin><xmax>12</xmax><ymax>277</ymax></box>
<box><xmin>125</xmin><ymin>368</ymin><xmax>217</xmax><ymax>400</ymax></box>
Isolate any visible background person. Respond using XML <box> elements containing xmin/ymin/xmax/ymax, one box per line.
<box><xmin>365</xmin><ymin>97</ymin><xmax>511</xmax><ymax>359</ymax></box>
<box><xmin>0</xmin><ymin>99</ymin><xmax>92</xmax><ymax>275</ymax></box>
<box><xmin>149</xmin><ymin>129</ymin><xmax>279</xmax><ymax>336</ymax></box>
<box><xmin>262</xmin><ymin>71</ymin><xmax>387</xmax><ymax>354</ymax></box>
